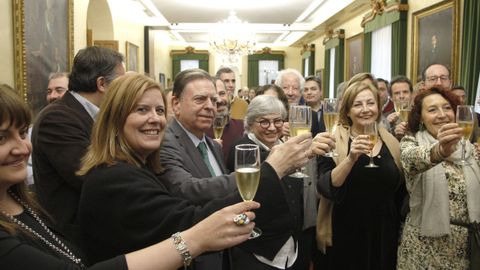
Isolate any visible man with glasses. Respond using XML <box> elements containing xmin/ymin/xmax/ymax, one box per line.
<box><xmin>422</xmin><ymin>63</ymin><xmax>452</xmax><ymax>90</ymax></box>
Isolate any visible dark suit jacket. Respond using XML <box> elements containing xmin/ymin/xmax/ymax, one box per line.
<box><xmin>31</xmin><ymin>91</ymin><xmax>93</xmax><ymax>244</ymax></box>
<box><xmin>158</xmin><ymin>118</ymin><xmax>237</xmax><ymax>205</ymax></box>
<box><xmin>80</xmin><ymin>161</ymin><xmax>289</xmax><ymax>265</ymax></box>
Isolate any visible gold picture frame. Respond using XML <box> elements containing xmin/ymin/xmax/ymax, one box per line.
<box><xmin>126</xmin><ymin>42</ymin><xmax>139</xmax><ymax>72</ymax></box>
<box><xmin>411</xmin><ymin>0</ymin><xmax>459</xmax><ymax>84</ymax></box>
<box><xmin>345</xmin><ymin>33</ymin><xmax>364</xmax><ymax>80</ymax></box>
<box><xmin>13</xmin><ymin>0</ymin><xmax>74</xmax><ymax>116</ymax></box>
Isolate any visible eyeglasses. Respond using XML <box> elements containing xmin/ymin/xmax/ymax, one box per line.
<box><xmin>255</xmin><ymin>119</ymin><xmax>284</xmax><ymax>129</ymax></box>
<box><xmin>426</xmin><ymin>75</ymin><xmax>450</xmax><ymax>83</ymax></box>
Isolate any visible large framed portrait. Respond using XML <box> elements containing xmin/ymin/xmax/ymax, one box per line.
<box><xmin>411</xmin><ymin>0</ymin><xmax>459</xmax><ymax>83</ymax></box>
<box><xmin>126</xmin><ymin>42</ymin><xmax>139</xmax><ymax>72</ymax></box>
<box><xmin>13</xmin><ymin>0</ymin><xmax>74</xmax><ymax>116</ymax></box>
<box><xmin>345</xmin><ymin>33</ymin><xmax>363</xmax><ymax>80</ymax></box>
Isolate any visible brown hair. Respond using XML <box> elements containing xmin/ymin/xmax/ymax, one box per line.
<box><xmin>408</xmin><ymin>86</ymin><xmax>459</xmax><ymax>134</ymax></box>
<box><xmin>339</xmin><ymin>81</ymin><xmax>381</xmax><ymax>126</ymax></box>
<box><xmin>0</xmin><ymin>84</ymin><xmax>48</xmax><ymax>235</ymax></box>
<box><xmin>77</xmin><ymin>74</ymin><xmax>165</xmax><ymax>175</ymax></box>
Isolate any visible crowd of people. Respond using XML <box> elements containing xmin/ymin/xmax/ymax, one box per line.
<box><xmin>0</xmin><ymin>45</ymin><xmax>479</xmax><ymax>270</ymax></box>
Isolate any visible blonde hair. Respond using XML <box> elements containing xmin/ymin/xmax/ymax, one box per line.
<box><xmin>346</xmin><ymin>72</ymin><xmax>377</xmax><ymax>89</ymax></box>
<box><xmin>339</xmin><ymin>81</ymin><xmax>381</xmax><ymax>126</ymax></box>
<box><xmin>77</xmin><ymin>74</ymin><xmax>165</xmax><ymax>175</ymax></box>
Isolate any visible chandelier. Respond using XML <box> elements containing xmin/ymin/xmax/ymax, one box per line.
<box><xmin>210</xmin><ymin>11</ymin><xmax>256</xmax><ymax>62</ymax></box>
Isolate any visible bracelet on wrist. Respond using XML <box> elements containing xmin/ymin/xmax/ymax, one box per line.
<box><xmin>172</xmin><ymin>232</ymin><xmax>192</xmax><ymax>268</ymax></box>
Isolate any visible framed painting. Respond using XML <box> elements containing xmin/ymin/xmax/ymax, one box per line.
<box><xmin>411</xmin><ymin>0</ymin><xmax>459</xmax><ymax>83</ymax></box>
<box><xmin>345</xmin><ymin>33</ymin><xmax>363</xmax><ymax>80</ymax></box>
<box><xmin>13</xmin><ymin>0</ymin><xmax>74</xmax><ymax>116</ymax></box>
<box><xmin>126</xmin><ymin>42</ymin><xmax>139</xmax><ymax>72</ymax></box>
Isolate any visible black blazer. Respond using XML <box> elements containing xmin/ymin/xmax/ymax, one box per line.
<box><xmin>31</xmin><ymin>91</ymin><xmax>93</xmax><ymax>244</ymax></box>
<box><xmin>227</xmin><ymin>136</ymin><xmax>301</xmax><ymax>261</ymax></box>
<box><xmin>79</xmin><ymin>161</ymin><xmax>290</xmax><ymax>264</ymax></box>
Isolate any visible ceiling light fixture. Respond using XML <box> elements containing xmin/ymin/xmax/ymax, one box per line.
<box><xmin>209</xmin><ymin>11</ymin><xmax>256</xmax><ymax>62</ymax></box>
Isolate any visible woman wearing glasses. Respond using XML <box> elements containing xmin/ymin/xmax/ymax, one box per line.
<box><xmin>226</xmin><ymin>95</ymin><xmax>333</xmax><ymax>269</ymax></box>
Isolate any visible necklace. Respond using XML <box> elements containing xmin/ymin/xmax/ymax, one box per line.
<box><xmin>1</xmin><ymin>190</ymin><xmax>85</xmax><ymax>268</ymax></box>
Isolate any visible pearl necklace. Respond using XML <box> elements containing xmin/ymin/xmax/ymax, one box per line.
<box><xmin>1</xmin><ymin>190</ymin><xmax>85</xmax><ymax>268</ymax></box>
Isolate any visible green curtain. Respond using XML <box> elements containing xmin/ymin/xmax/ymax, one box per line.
<box><xmin>247</xmin><ymin>54</ymin><xmax>284</xmax><ymax>87</ymax></box>
<box><xmin>248</xmin><ymin>57</ymin><xmax>259</xmax><ymax>87</ymax></box>
<box><xmin>363</xmin><ymin>1</ymin><xmax>407</xmax><ymax>78</ymax></box>
<box><xmin>324</xmin><ymin>35</ymin><xmax>344</xmax><ymax>97</ymax></box>
<box><xmin>460</xmin><ymin>0</ymin><xmax>480</xmax><ymax>104</ymax></box>
<box><xmin>302</xmin><ymin>58</ymin><xmax>306</xmax><ymax>76</ymax></box>
<box><xmin>391</xmin><ymin>13</ymin><xmax>407</xmax><ymax>77</ymax></box>
<box><xmin>323</xmin><ymin>49</ymin><xmax>331</xmax><ymax>98</ymax></box>
<box><xmin>172</xmin><ymin>53</ymin><xmax>209</xmax><ymax>78</ymax></box>
<box><xmin>302</xmin><ymin>49</ymin><xmax>315</xmax><ymax>76</ymax></box>
<box><xmin>363</xmin><ymin>32</ymin><xmax>372</xmax><ymax>73</ymax></box>
<box><xmin>334</xmin><ymin>39</ymin><xmax>345</xmax><ymax>89</ymax></box>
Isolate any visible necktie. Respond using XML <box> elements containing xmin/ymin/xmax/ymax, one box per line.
<box><xmin>197</xmin><ymin>141</ymin><xmax>215</xmax><ymax>176</ymax></box>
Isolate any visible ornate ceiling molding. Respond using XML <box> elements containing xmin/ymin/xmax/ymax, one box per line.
<box><xmin>322</xmin><ymin>29</ymin><xmax>345</xmax><ymax>45</ymax></box>
<box><xmin>253</xmin><ymin>47</ymin><xmax>286</xmax><ymax>55</ymax></box>
<box><xmin>300</xmin><ymin>44</ymin><xmax>315</xmax><ymax>54</ymax></box>
<box><xmin>169</xmin><ymin>46</ymin><xmax>209</xmax><ymax>56</ymax></box>
<box><xmin>361</xmin><ymin>0</ymin><xmax>409</xmax><ymax>27</ymax></box>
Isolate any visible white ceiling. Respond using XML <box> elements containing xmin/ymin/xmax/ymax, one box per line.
<box><xmin>128</xmin><ymin>0</ymin><xmax>371</xmax><ymax>47</ymax></box>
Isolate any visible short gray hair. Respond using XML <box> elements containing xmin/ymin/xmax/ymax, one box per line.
<box><xmin>245</xmin><ymin>95</ymin><xmax>287</xmax><ymax>131</ymax></box>
<box><xmin>275</xmin><ymin>68</ymin><xmax>305</xmax><ymax>93</ymax></box>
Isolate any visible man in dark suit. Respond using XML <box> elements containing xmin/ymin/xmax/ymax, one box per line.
<box><xmin>304</xmin><ymin>75</ymin><xmax>326</xmax><ymax>132</ymax></box>
<box><xmin>31</xmin><ymin>46</ymin><xmax>124</xmax><ymax>245</ymax></box>
<box><xmin>159</xmin><ymin>69</ymin><xmax>239</xmax><ymax>270</ymax></box>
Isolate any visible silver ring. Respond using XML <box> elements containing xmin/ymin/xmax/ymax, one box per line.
<box><xmin>233</xmin><ymin>213</ymin><xmax>250</xmax><ymax>226</ymax></box>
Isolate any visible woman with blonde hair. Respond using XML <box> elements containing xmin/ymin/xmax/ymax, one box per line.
<box><xmin>316</xmin><ymin>81</ymin><xmax>406</xmax><ymax>269</ymax></box>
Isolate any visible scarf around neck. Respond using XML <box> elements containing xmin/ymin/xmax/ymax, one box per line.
<box><xmin>413</xmin><ymin>130</ymin><xmax>480</xmax><ymax>236</ymax></box>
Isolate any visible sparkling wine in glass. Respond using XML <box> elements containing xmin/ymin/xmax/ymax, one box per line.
<box><xmin>399</xmin><ymin>100</ymin><xmax>411</xmax><ymax>123</ymax></box>
<box><xmin>213</xmin><ymin>114</ymin><xmax>227</xmax><ymax>139</ymax></box>
<box><xmin>364</xmin><ymin>122</ymin><xmax>379</xmax><ymax>168</ymax></box>
<box><xmin>235</xmin><ymin>144</ymin><xmax>262</xmax><ymax>238</ymax></box>
<box><xmin>323</xmin><ymin>98</ymin><xmax>339</xmax><ymax>157</ymax></box>
<box><xmin>456</xmin><ymin>105</ymin><xmax>474</xmax><ymax>165</ymax></box>
<box><xmin>289</xmin><ymin>105</ymin><xmax>311</xmax><ymax>178</ymax></box>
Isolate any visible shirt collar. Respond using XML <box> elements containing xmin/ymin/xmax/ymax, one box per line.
<box><xmin>69</xmin><ymin>91</ymin><xmax>99</xmax><ymax>120</ymax></box>
<box><xmin>176</xmin><ymin>119</ymin><xmax>207</xmax><ymax>147</ymax></box>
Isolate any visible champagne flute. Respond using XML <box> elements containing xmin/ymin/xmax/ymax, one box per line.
<box><xmin>213</xmin><ymin>113</ymin><xmax>227</xmax><ymax>139</ymax></box>
<box><xmin>399</xmin><ymin>100</ymin><xmax>411</xmax><ymax>123</ymax></box>
<box><xmin>323</xmin><ymin>98</ymin><xmax>339</xmax><ymax>157</ymax></box>
<box><xmin>364</xmin><ymin>122</ymin><xmax>379</xmax><ymax>168</ymax></box>
<box><xmin>456</xmin><ymin>105</ymin><xmax>474</xmax><ymax>165</ymax></box>
<box><xmin>235</xmin><ymin>144</ymin><xmax>262</xmax><ymax>238</ymax></box>
<box><xmin>289</xmin><ymin>105</ymin><xmax>311</xmax><ymax>178</ymax></box>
